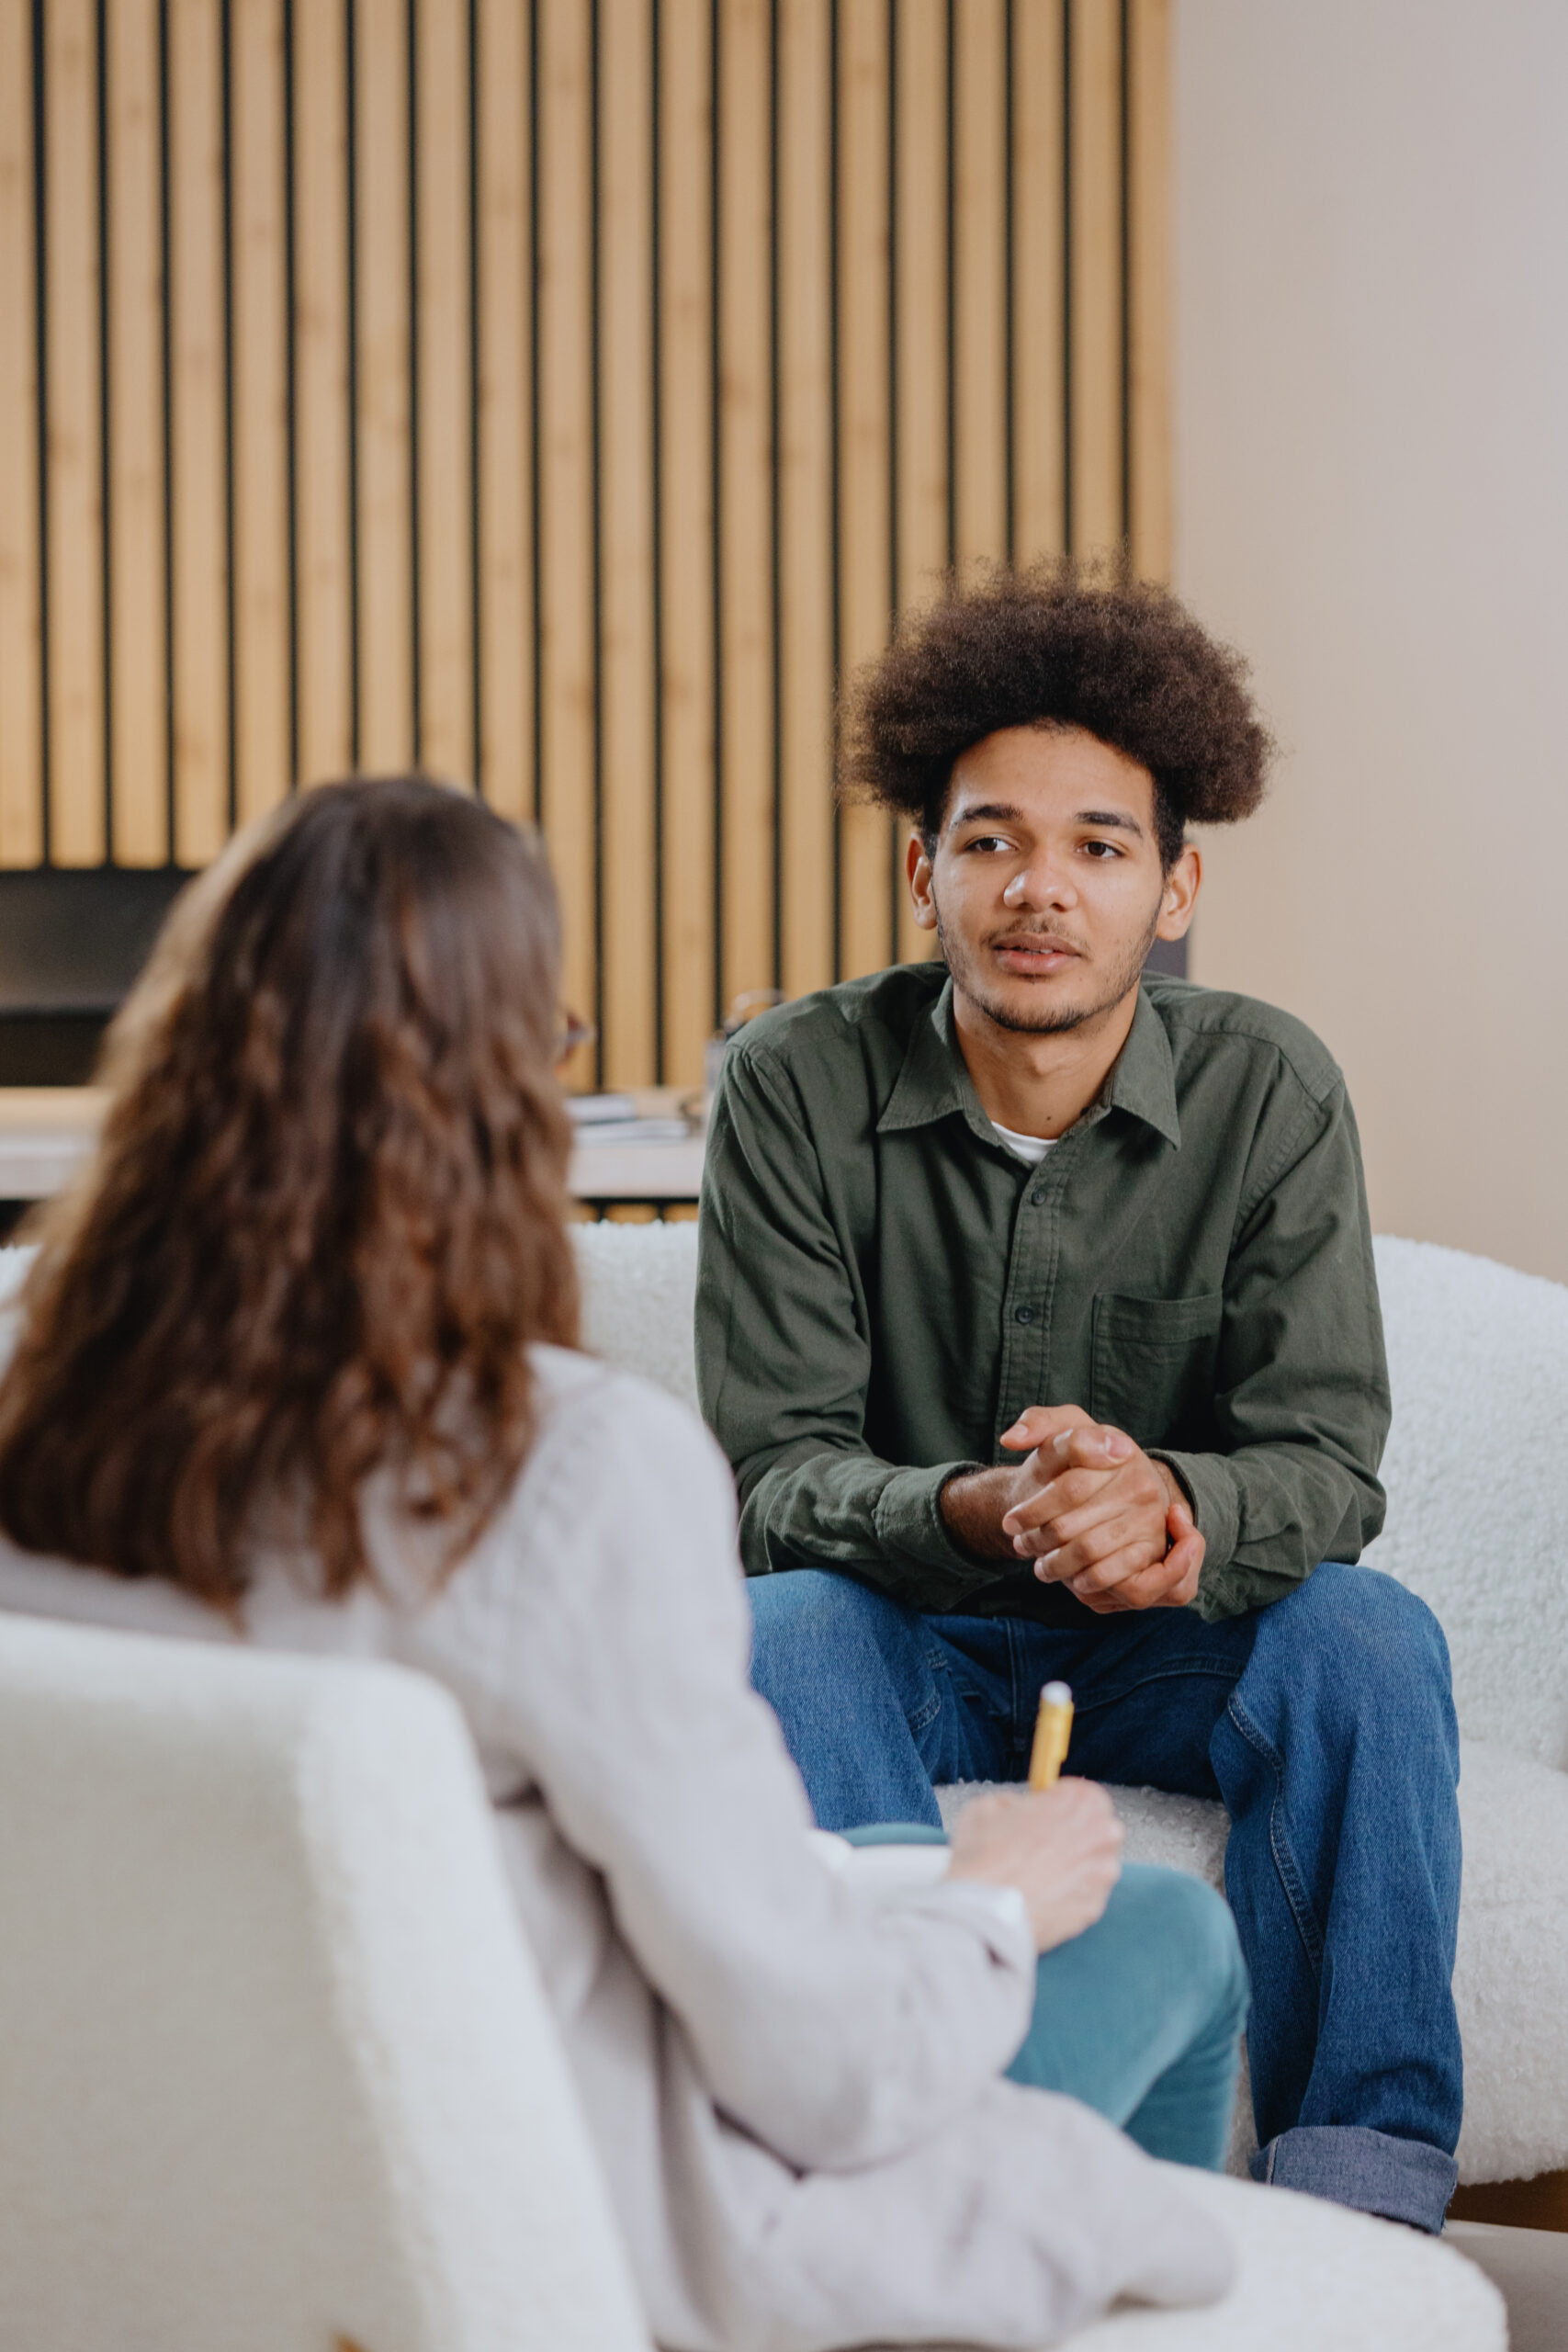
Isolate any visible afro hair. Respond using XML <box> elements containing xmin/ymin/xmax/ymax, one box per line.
<box><xmin>839</xmin><ymin>562</ymin><xmax>1273</xmax><ymax>867</ymax></box>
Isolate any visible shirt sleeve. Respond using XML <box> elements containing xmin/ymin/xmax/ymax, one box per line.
<box><xmin>1151</xmin><ymin>1078</ymin><xmax>1391</xmax><ymax>1621</ymax></box>
<box><xmin>468</xmin><ymin>1374</ymin><xmax>1039</xmax><ymax>2175</ymax></box>
<box><xmin>696</xmin><ymin>1040</ymin><xmax>992</xmax><ymax>1610</ymax></box>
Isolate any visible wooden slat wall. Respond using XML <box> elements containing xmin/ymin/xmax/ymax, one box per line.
<box><xmin>0</xmin><ymin>0</ymin><xmax>1170</xmax><ymax>1089</ymax></box>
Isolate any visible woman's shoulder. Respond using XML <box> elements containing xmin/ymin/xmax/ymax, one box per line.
<box><xmin>525</xmin><ymin>1343</ymin><xmax>733</xmax><ymax>1494</ymax></box>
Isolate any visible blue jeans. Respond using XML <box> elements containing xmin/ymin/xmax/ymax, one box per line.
<box><xmin>750</xmin><ymin>1561</ymin><xmax>1463</xmax><ymax>2233</ymax></box>
<box><xmin>847</xmin><ymin>1830</ymin><xmax>1248</xmax><ymax>2169</ymax></box>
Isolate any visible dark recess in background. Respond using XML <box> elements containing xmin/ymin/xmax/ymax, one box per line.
<box><xmin>0</xmin><ymin>868</ymin><xmax>196</xmax><ymax>1085</ymax></box>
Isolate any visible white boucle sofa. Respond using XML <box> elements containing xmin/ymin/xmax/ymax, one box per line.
<box><xmin>576</xmin><ymin>1223</ymin><xmax>1568</xmax><ymax>2192</ymax></box>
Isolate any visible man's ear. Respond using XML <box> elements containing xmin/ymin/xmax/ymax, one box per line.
<box><xmin>1155</xmin><ymin>842</ymin><xmax>1201</xmax><ymax>941</ymax></box>
<box><xmin>907</xmin><ymin>831</ymin><xmax>939</xmax><ymax>931</ymax></box>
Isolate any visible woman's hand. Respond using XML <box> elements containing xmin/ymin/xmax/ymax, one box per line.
<box><xmin>947</xmin><ymin>1779</ymin><xmax>1123</xmax><ymax>1953</ymax></box>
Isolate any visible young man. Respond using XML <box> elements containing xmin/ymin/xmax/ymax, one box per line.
<box><xmin>695</xmin><ymin>568</ymin><xmax>1462</xmax><ymax>2234</ymax></box>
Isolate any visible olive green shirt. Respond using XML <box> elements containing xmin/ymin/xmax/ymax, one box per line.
<box><xmin>695</xmin><ymin>962</ymin><xmax>1389</xmax><ymax>1623</ymax></box>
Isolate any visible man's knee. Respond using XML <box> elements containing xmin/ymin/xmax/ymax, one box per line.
<box><xmin>747</xmin><ymin>1568</ymin><xmax>912</xmax><ymax>1681</ymax></box>
<box><xmin>1258</xmin><ymin>1561</ymin><xmax>1455</xmax><ymax>1721</ymax></box>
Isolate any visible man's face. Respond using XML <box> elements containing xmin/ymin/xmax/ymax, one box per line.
<box><xmin>908</xmin><ymin>725</ymin><xmax>1194</xmax><ymax>1036</ymax></box>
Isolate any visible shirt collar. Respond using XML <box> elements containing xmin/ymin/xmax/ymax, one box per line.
<box><xmin>876</xmin><ymin>975</ymin><xmax>1182</xmax><ymax>1151</ymax></box>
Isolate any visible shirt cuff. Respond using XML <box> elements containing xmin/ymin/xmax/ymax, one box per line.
<box><xmin>1147</xmin><ymin>1448</ymin><xmax>1242</xmax><ymax>1609</ymax></box>
<box><xmin>872</xmin><ymin>1461</ymin><xmax>991</xmax><ymax>1593</ymax></box>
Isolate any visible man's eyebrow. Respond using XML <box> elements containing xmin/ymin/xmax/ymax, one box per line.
<box><xmin>947</xmin><ymin>801</ymin><xmax>1024</xmax><ymax>828</ymax></box>
<box><xmin>1076</xmin><ymin>807</ymin><xmax>1145</xmax><ymax>837</ymax></box>
<box><xmin>948</xmin><ymin>799</ymin><xmax>1146</xmax><ymax>839</ymax></box>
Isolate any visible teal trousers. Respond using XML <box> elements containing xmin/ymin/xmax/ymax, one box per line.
<box><xmin>844</xmin><ymin>1829</ymin><xmax>1249</xmax><ymax>2170</ymax></box>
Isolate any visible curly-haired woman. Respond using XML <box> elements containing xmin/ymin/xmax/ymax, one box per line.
<box><xmin>0</xmin><ymin>776</ymin><xmax>1245</xmax><ymax>2350</ymax></box>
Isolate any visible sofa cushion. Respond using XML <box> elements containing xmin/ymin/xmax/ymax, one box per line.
<box><xmin>939</xmin><ymin>1739</ymin><xmax>1568</xmax><ymax>2188</ymax></box>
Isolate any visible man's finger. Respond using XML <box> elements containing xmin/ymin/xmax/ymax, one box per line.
<box><xmin>1036</xmin><ymin>1515</ymin><xmax>1166</xmax><ymax>1587</ymax></box>
<box><xmin>1078</xmin><ymin>1523</ymin><xmax>1206</xmax><ymax>1611</ymax></box>
<box><xmin>998</xmin><ymin>1402</ymin><xmax>1094</xmax><ymax>1454</ymax></box>
<box><xmin>1001</xmin><ymin>1463</ymin><xmax>1116</xmax><ymax>1536</ymax></box>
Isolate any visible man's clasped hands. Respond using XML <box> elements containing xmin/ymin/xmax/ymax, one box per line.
<box><xmin>940</xmin><ymin>1406</ymin><xmax>1205</xmax><ymax>1613</ymax></box>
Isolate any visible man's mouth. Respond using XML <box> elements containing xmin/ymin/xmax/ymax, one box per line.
<box><xmin>990</xmin><ymin>935</ymin><xmax>1084</xmax><ymax>975</ymax></box>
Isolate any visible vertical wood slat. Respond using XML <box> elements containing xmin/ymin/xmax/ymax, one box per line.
<box><xmin>1011</xmin><ymin>0</ymin><xmax>1065</xmax><ymax>566</ymax></box>
<box><xmin>106</xmin><ymin>0</ymin><xmax>169</xmax><ymax>862</ymax></box>
<box><xmin>167</xmin><ymin>0</ymin><xmax>230</xmax><ymax>865</ymax></box>
<box><xmin>1067</xmin><ymin>0</ymin><xmax>1122</xmax><ymax>558</ymax></box>
<box><xmin>536</xmin><ymin>0</ymin><xmax>596</xmax><ymax>1060</ymax></box>
<box><xmin>835</xmin><ymin>0</ymin><xmax>892</xmax><ymax>983</ymax></box>
<box><xmin>656</xmin><ymin>0</ymin><xmax>715</xmax><ymax>1086</ymax></box>
<box><xmin>716</xmin><ymin>0</ymin><xmax>775</xmax><ymax>1012</ymax></box>
<box><xmin>44</xmin><ymin>0</ymin><xmax>106</xmax><ymax>865</ymax></box>
<box><xmin>952</xmin><ymin>0</ymin><xmax>1006</xmax><ymax>568</ymax></box>
<box><xmin>474</xmin><ymin>0</ymin><xmax>533</xmax><ymax>822</ymax></box>
<box><xmin>1126</xmin><ymin>0</ymin><xmax>1169</xmax><ymax>582</ymax></box>
<box><xmin>597</xmin><ymin>0</ymin><xmax>656</xmax><ymax>1087</ymax></box>
<box><xmin>776</xmin><ymin>0</ymin><xmax>833</xmax><ymax>1001</ymax></box>
<box><xmin>0</xmin><ymin>0</ymin><xmax>43</xmax><ymax>865</ymax></box>
<box><xmin>355</xmin><ymin>0</ymin><xmax>413</xmax><ymax>771</ymax></box>
<box><xmin>292</xmin><ymin>0</ymin><xmax>354</xmax><ymax>783</ymax></box>
<box><xmin>414</xmin><ymin>0</ymin><xmax>474</xmax><ymax>780</ymax></box>
<box><xmin>231</xmin><ymin>0</ymin><xmax>290</xmax><ymax>828</ymax></box>
<box><xmin>891</xmin><ymin>0</ymin><xmax>947</xmax><ymax>968</ymax></box>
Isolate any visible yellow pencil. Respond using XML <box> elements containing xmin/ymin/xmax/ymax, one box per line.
<box><xmin>1027</xmin><ymin>1680</ymin><xmax>1075</xmax><ymax>1791</ymax></box>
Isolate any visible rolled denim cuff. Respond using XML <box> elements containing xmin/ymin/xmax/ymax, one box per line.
<box><xmin>1250</xmin><ymin>2124</ymin><xmax>1458</xmax><ymax>2234</ymax></box>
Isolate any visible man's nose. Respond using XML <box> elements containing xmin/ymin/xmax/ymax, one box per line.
<box><xmin>1003</xmin><ymin>857</ymin><xmax>1075</xmax><ymax>910</ymax></box>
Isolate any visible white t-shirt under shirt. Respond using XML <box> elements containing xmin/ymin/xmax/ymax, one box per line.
<box><xmin>990</xmin><ymin>1120</ymin><xmax>1057</xmax><ymax>1167</ymax></box>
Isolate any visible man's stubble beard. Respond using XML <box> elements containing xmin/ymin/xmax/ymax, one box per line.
<box><xmin>932</xmin><ymin>894</ymin><xmax>1162</xmax><ymax>1037</ymax></box>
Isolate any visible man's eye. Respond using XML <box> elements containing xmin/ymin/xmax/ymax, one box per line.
<box><xmin>1082</xmin><ymin>839</ymin><xmax>1122</xmax><ymax>859</ymax></box>
<box><xmin>965</xmin><ymin>835</ymin><xmax>1010</xmax><ymax>854</ymax></box>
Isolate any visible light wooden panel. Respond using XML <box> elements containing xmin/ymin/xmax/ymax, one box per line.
<box><xmin>168</xmin><ymin>0</ymin><xmax>230</xmax><ymax>864</ymax></box>
<box><xmin>1068</xmin><ymin>0</ymin><xmax>1123</xmax><ymax>557</ymax></box>
<box><xmin>355</xmin><ymin>0</ymin><xmax>414</xmax><ymax>772</ymax></box>
<box><xmin>474</xmin><ymin>0</ymin><xmax>533</xmax><ymax>823</ymax></box>
<box><xmin>44</xmin><ymin>0</ymin><xmax>106</xmax><ymax>865</ymax></box>
<box><xmin>293</xmin><ymin>0</ymin><xmax>354</xmax><ymax>783</ymax></box>
<box><xmin>891</xmin><ymin>0</ymin><xmax>946</xmax><ymax>966</ymax></box>
<box><xmin>777</xmin><ymin>0</ymin><xmax>834</xmax><ymax>1001</ymax></box>
<box><xmin>106</xmin><ymin>0</ymin><xmax>168</xmax><ymax>862</ymax></box>
<box><xmin>6</xmin><ymin>0</ymin><xmax>1170</xmax><ymax>1089</ymax></box>
<box><xmin>1012</xmin><ymin>0</ymin><xmax>1066</xmax><ymax>564</ymax></box>
<box><xmin>231</xmin><ymin>0</ymin><xmax>290</xmax><ymax>829</ymax></box>
<box><xmin>0</xmin><ymin>0</ymin><xmax>43</xmax><ymax>865</ymax></box>
<box><xmin>717</xmin><ymin>0</ymin><xmax>775</xmax><ymax>1012</ymax></box>
<box><xmin>953</xmin><ymin>0</ymin><xmax>1008</xmax><ymax>568</ymax></box>
<box><xmin>1127</xmin><ymin>0</ymin><xmax>1171</xmax><ymax>582</ymax></box>
<box><xmin>598</xmin><ymin>0</ymin><xmax>656</xmax><ymax>1086</ymax></box>
<box><xmin>536</xmin><ymin>0</ymin><xmax>596</xmax><ymax>1040</ymax></box>
<box><xmin>835</xmin><ymin>0</ymin><xmax>893</xmax><ymax>984</ymax></box>
<box><xmin>415</xmin><ymin>0</ymin><xmax>474</xmax><ymax>782</ymax></box>
<box><xmin>656</xmin><ymin>0</ymin><xmax>715</xmax><ymax>1085</ymax></box>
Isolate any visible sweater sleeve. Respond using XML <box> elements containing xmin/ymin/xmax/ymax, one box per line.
<box><xmin>457</xmin><ymin>1369</ymin><xmax>1038</xmax><ymax>2174</ymax></box>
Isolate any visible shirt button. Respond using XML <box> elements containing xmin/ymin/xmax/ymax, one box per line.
<box><xmin>1030</xmin><ymin>1188</ymin><xmax>1047</xmax><ymax>1206</ymax></box>
<box><xmin>1014</xmin><ymin>1306</ymin><xmax>1035</xmax><ymax>1325</ymax></box>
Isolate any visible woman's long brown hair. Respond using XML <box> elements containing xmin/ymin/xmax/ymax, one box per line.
<box><xmin>0</xmin><ymin>777</ymin><xmax>579</xmax><ymax>1603</ymax></box>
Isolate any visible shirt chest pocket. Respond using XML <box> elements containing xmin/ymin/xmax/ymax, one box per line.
<box><xmin>1089</xmin><ymin>1291</ymin><xmax>1224</xmax><ymax>1451</ymax></box>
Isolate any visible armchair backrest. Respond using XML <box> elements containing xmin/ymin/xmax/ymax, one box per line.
<box><xmin>0</xmin><ymin>1612</ymin><xmax>649</xmax><ymax>2352</ymax></box>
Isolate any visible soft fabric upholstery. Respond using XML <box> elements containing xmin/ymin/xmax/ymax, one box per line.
<box><xmin>0</xmin><ymin>1611</ymin><xmax>649</xmax><ymax>2352</ymax></box>
<box><xmin>0</xmin><ymin>1601</ymin><xmax>1505</xmax><ymax>2350</ymax></box>
<box><xmin>568</xmin><ymin>1218</ymin><xmax>1568</xmax><ymax>2188</ymax></box>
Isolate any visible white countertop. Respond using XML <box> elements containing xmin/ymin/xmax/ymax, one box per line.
<box><xmin>0</xmin><ymin>1090</ymin><xmax>707</xmax><ymax>1204</ymax></box>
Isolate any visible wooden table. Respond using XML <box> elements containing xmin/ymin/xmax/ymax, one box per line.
<box><xmin>0</xmin><ymin>1089</ymin><xmax>707</xmax><ymax>1205</ymax></box>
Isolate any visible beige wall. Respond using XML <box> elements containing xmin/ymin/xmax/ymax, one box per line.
<box><xmin>1173</xmin><ymin>0</ymin><xmax>1568</xmax><ymax>1283</ymax></box>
